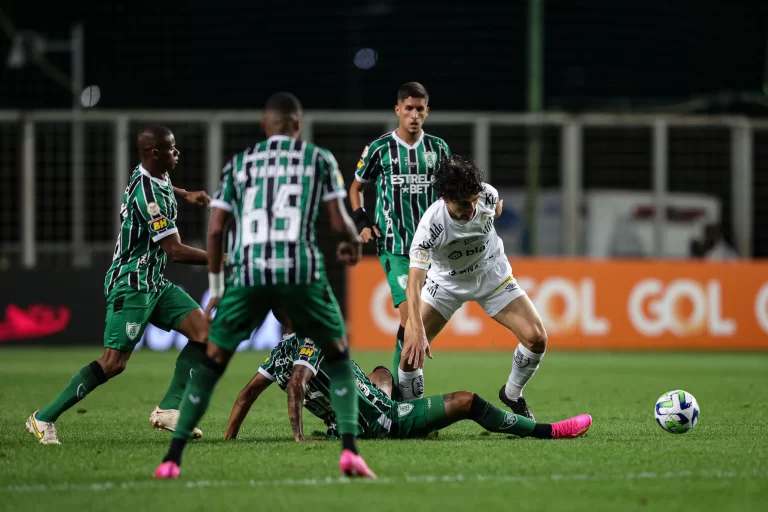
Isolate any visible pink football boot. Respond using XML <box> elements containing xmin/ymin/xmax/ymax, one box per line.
<box><xmin>551</xmin><ymin>414</ymin><xmax>592</xmax><ymax>439</ymax></box>
<box><xmin>339</xmin><ymin>449</ymin><xmax>377</xmax><ymax>479</ymax></box>
<box><xmin>153</xmin><ymin>461</ymin><xmax>181</xmax><ymax>479</ymax></box>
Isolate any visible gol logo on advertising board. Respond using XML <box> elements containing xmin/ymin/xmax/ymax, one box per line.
<box><xmin>347</xmin><ymin>259</ymin><xmax>768</xmax><ymax>351</ymax></box>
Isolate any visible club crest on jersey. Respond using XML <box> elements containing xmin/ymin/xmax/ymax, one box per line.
<box><xmin>398</xmin><ymin>403</ymin><xmax>414</xmax><ymax>417</ymax></box>
<box><xmin>125</xmin><ymin>322</ymin><xmax>141</xmax><ymax>341</ymax></box>
<box><xmin>424</xmin><ymin>151</ymin><xmax>437</xmax><ymax>167</ymax></box>
<box><xmin>397</xmin><ymin>274</ymin><xmax>408</xmax><ymax>289</ymax></box>
<box><xmin>147</xmin><ymin>202</ymin><xmax>161</xmax><ymax>217</ymax></box>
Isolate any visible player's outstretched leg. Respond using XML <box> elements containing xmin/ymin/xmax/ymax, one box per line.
<box><xmin>26</xmin><ymin>350</ymin><xmax>124</xmax><ymax>445</ymax></box>
<box><xmin>154</xmin><ymin>344</ymin><xmax>231</xmax><ymax>479</ymax></box>
<box><xmin>418</xmin><ymin>392</ymin><xmax>591</xmax><ymax>439</ymax></box>
<box><xmin>150</xmin><ymin>340</ymin><xmax>207</xmax><ymax>439</ymax></box>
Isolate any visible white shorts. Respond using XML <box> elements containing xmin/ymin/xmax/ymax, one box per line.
<box><xmin>421</xmin><ymin>258</ymin><xmax>526</xmax><ymax>320</ymax></box>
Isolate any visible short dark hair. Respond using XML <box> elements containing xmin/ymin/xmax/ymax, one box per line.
<box><xmin>433</xmin><ymin>155</ymin><xmax>484</xmax><ymax>201</ymax></box>
<box><xmin>397</xmin><ymin>82</ymin><xmax>429</xmax><ymax>103</ymax></box>
<box><xmin>264</xmin><ymin>92</ymin><xmax>302</xmax><ymax>116</ymax></box>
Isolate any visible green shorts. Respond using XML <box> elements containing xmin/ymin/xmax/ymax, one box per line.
<box><xmin>209</xmin><ymin>278</ymin><xmax>345</xmax><ymax>352</ymax></box>
<box><xmin>103</xmin><ymin>282</ymin><xmax>199</xmax><ymax>352</ymax></box>
<box><xmin>378</xmin><ymin>250</ymin><xmax>410</xmax><ymax>308</ymax></box>
<box><xmin>389</xmin><ymin>394</ymin><xmax>449</xmax><ymax>439</ymax></box>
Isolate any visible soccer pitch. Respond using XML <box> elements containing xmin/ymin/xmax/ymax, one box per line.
<box><xmin>1</xmin><ymin>349</ymin><xmax>766</xmax><ymax>511</ymax></box>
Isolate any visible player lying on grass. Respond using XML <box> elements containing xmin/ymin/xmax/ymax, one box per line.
<box><xmin>26</xmin><ymin>125</ymin><xmax>213</xmax><ymax>445</ymax></box>
<box><xmin>402</xmin><ymin>155</ymin><xmax>548</xmax><ymax>420</ymax></box>
<box><xmin>223</xmin><ymin>330</ymin><xmax>592</xmax><ymax>441</ymax></box>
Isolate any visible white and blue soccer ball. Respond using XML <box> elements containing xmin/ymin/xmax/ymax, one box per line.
<box><xmin>654</xmin><ymin>390</ymin><xmax>700</xmax><ymax>434</ymax></box>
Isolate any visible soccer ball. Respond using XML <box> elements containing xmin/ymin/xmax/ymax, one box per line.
<box><xmin>654</xmin><ymin>390</ymin><xmax>699</xmax><ymax>434</ymax></box>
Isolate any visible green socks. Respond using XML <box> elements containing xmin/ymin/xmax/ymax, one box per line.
<box><xmin>324</xmin><ymin>358</ymin><xmax>359</xmax><ymax>436</ymax></box>
<box><xmin>392</xmin><ymin>325</ymin><xmax>405</xmax><ymax>385</ymax></box>
<box><xmin>37</xmin><ymin>361</ymin><xmax>108</xmax><ymax>423</ymax></box>
<box><xmin>171</xmin><ymin>357</ymin><xmax>226</xmax><ymax>441</ymax></box>
<box><xmin>469</xmin><ymin>394</ymin><xmax>536</xmax><ymax>437</ymax></box>
<box><xmin>158</xmin><ymin>341</ymin><xmax>207</xmax><ymax>410</ymax></box>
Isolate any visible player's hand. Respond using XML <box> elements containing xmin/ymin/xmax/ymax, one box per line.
<box><xmin>403</xmin><ymin>330</ymin><xmax>432</xmax><ymax>369</ymax></box>
<box><xmin>185</xmin><ymin>190</ymin><xmax>212</xmax><ymax>210</ymax></box>
<box><xmin>360</xmin><ymin>225</ymin><xmax>381</xmax><ymax>243</ymax></box>
<box><xmin>336</xmin><ymin>241</ymin><xmax>362</xmax><ymax>266</ymax></box>
<box><xmin>204</xmin><ymin>296</ymin><xmax>220</xmax><ymax>323</ymax></box>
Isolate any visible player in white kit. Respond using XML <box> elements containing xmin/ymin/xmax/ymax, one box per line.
<box><xmin>400</xmin><ymin>156</ymin><xmax>547</xmax><ymax>420</ymax></box>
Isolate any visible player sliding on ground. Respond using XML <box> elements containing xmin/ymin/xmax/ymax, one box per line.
<box><xmin>153</xmin><ymin>93</ymin><xmax>375</xmax><ymax>480</ymax></box>
<box><xmin>223</xmin><ymin>331</ymin><xmax>592</xmax><ymax>441</ymax></box>
<box><xmin>403</xmin><ymin>155</ymin><xmax>547</xmax><ymax>420</ymax></box>
<box><xmin>348</xmin><ymin>82</ymin><xmax>451</xmax><ymax>399</ymax></box>
<box><xmin>26</xmin><ymin>125</ymin><xmax>213</xmax><ymax>445</ymax></box>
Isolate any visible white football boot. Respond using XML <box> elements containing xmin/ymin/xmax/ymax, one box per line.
<box><xmin>149</xmin><ymin>406</ymin><xmax>203</xmax><ymax>439</ymax></box>
<box><xmin>25</xmin><ymin>411</ymin><xmax>61</xmax><ymax>445</ymax></box>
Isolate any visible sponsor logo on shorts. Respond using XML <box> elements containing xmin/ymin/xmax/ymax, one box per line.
<box><xmin>398</xmin><ymin>403</ymin><xmax>414</xmax><ymax>417</ymax></box>
<box><xmin>426</xmin><ymin>281</ymin><xmax>439</xmax><ymax>298</ymax></box>
<box><xmin>125</xmin><ymin>322</ymin><xmax>141</xmax><ymax>341</ymax></box>
<box><xmin>499</xmin><ymin>412</ymin><xmax>518</xmax><ymax>430</ymax></box>
<box><xmin>505</xmin><ymin>282</ymin><xmax>518</xmax><ymax>292</ymax></box>
<box><xmin>397</xmin><ymin>274</ymin><xmax>408</xmax><ymax>289</ymax></box>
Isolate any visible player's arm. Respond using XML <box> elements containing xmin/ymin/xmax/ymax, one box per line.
<box><xmin>173</xmin><ymin>186</ymin><xmax>211</xmax><ymax>209</ymax></box>
<box><xmin>205</xmin><ymin>161</ymin><xmax>236</xmax><ymax>318</ymax></box>
<box><xmin>159</xmin><ymin>233</ymin><xmax>208</xmax><ymax>265</ymax></box>
<box><xmin>224</xmin><ymin>372</ymin><xmax>274</xmax><ymax>440</ymax></box>
<box><xmin>402</xmin><ymin>217</ymin><xmax>436</xmax><ymax>368</ymax></box>
<box><xmin>286</xmin><ymin>365</ymin><xmax>314</xmax><ymax>442</ymax></box>
<box><xmin>319</xmin><ymin>148</ymin><xmax>363</xmax><ymax>265</ymax></box>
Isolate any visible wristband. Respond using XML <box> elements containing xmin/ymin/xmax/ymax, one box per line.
<box><xmin>352</xmin><ymin>208</ymin><xmax>373</xmax><ymax>234</ymax></box>
<box><xmin>208</xmin><ymin>272</ymin><xmax>225</xmax><ymax>298</ymax></box>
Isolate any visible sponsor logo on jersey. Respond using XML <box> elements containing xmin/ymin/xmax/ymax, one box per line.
<box><xmin>464</xmin><ymin>236</ymin><xmax>481</xmax><ymax>245</ymax></box>
<box><xmin>398</xmin><ymin>403</ymin><xmax>414</xmax><ymax>417</ymax></box>
<box><xmin>482</xmin><ymin>218</ymin><xmax>494</xmax><ymax>234</ymax></box>
<box><xmin>484</xmin><ymin>193</ymin><xmax>498</xmax><ymax>207</ymax></box>
<box><xmin>424</xmin><ymin>151</ymin><xmax>437</xmax><ymax>167</ymax></box>
<box><xmin>150</xmin><ymin>217</ymin><xmax>168</xmax><ymax>231</ymax></box>
<box><xmin>125</xmin><ymin>322</ymin><xmax>141</xmax><ymax>341</ymax></box>
<box><xmin>448</xmin><ymin>250</ymin><xmax>462</xmax><ymax>260</ymax></box>
<box><xmin>390</xmin><ymin>173</ymin><xmax>432</xmax><ymax>194</ymax></box>
<box><xmin>405</xmin><ymin>159</ymin><xmax>418</xmax><ymax>168</ymax></box>
<box><xmin>419</xmin><ymin>223</ymin><xmax>444</xmax><ymax>250</ymax></box>
<box><xmin>299</xmin><ymin>346</ymin><xmax>315</xmax><ymax>358</ymax></box>
<box><xmin>147</xmin><ymin>202</ymin><xmax>161</xmax><ymax>217</ymax></box>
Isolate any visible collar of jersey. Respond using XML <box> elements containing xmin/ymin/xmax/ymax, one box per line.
<box><xmin>139</xmin><ymin>165</ymin><xmax>169</xmax><ymax>187</ymax></box>
<box><xmin>267</xmin><ymin>135</ymin><xmax>292</xmax><ymax>142</ymax></box>
<box><xmin>391</xmin><ymin>129</ymin><xmax>424</xmax><ymax>150</ymax></box>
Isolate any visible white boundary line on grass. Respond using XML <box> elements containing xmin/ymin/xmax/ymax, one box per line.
<box><xmin>3</xmin><ymin>469</ymin><xmax>764</xmax><ymax>494</ymax></box>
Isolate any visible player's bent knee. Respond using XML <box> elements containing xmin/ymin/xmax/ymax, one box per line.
<box><xmin>522</xmin><ymin>323</ymin><xmax>548</xmax><ymax>353</ymax></box>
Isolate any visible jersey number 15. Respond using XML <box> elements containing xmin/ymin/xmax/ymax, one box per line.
<box><xmin>242</xmin><ymin>184</ymin><xmax>302</xmax><ymax>246</ymax></box>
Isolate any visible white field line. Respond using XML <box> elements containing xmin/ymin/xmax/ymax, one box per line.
<box><xmin>2</xmin><ymin>469</ymin><xmax>765</xmax><ymax>494</ymax></box>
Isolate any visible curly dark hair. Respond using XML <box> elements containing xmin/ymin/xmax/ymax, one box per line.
<box><xmin>432</xmin><ymin>155</ymin><xmax>485</xmax><ymax>201</ymax></box>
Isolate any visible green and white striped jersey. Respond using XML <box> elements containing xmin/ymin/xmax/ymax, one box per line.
<box><xmin>104</xmin><ymin>165</ymin><xmax>178</xmax><ymax>295</ymax></box>
<box><xmin>259</xmin><ymin>333</ymin><xmax>396</xmax><ymax>438</ymax></box>
<box><xmin>354</xmin><ymin>130</ymin><xmax>451</xmax><ymax>255</ymax></box>
<box><xmin>212</xmin><ymin>136</ymin><xmax>346</xmax><ymax>286</ymax></box>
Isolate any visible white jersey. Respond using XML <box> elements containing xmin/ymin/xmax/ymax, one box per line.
<box><xmin>409</xmin><ymin>183</ymin><xmax>504</xmax><ymax>280</ymax></box>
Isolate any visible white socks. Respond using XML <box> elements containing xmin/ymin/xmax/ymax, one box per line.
<box><xmin>504</xmin><ymin>343</ymin><xmax>545</xmax><ymax>401</ymax></box>
<box><xmin>398</xmin><ymin>368</ymin><xmax>424</xmax><ymax>401</ymax></box>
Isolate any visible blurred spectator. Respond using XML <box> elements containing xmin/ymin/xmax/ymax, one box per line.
<box><xmin>690</xmin><ymin>223</ymin><xmax>738</xmax><ymax>260</ymax></box>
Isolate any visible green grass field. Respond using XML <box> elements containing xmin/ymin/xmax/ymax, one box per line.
<box><xmin>1</xmin><ymin>349</ymin><xmax>767</xmax><ymax>511</ymax></box>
